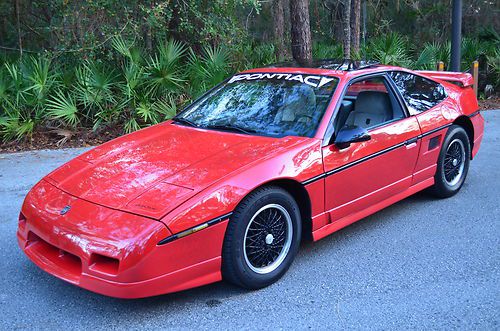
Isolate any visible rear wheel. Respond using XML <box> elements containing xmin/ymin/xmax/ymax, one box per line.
<box><xmin>222</xmin><ymin>186</ymin><xmax>301</xmax><ymax>289</ymax></box>
<box><xmin>429</xmin><ymin>125</ymin><xmax>470</xmax><ymax>198</ymax></box>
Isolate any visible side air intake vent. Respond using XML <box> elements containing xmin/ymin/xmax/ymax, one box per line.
<box><xmin>89</xmin><ymin>253</ymin><xmax>120</xmax><ymax>275</ymax></box>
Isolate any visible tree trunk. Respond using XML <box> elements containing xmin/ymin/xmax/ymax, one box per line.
<box><xmin>313</xmin><ymin>0</ymin><xmax>321</xmax><ymax>32</ymax></box>
<box><xmin>342</xmin><ymin>0</ymin><xmax>351</xmax><ymax>58</ymax></box>
<box><xmin>351</xmin><ymin>0</ymin><xmax>361</xmax><ymax>54</ymax></box>
<box><xmin>272</xmin><ymin>0</ymin><xmax>287</xmax><ymax>61</ymax></box>
<box><xmin>14</xmin><ymin>0</ymin><xmax>22</xmax><ymax>57</ymax></box>
<box><xmin>290</xmin><ymin>0</ymin><xmax>312</xmax><ymax>65</ymax></box>
<box><xmin>327</xmin><ymin>1</ymin><xmax>344</xmax><ymax>44</ymax></box>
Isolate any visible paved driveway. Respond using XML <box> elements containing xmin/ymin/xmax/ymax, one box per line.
<box><xmin>1</xmin><ymin>111</ymin><xmax>498</xmax><ymax>330</ymax></box>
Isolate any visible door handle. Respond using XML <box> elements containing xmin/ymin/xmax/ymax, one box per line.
<box><xmin>405</xmin><ymin>142</ymin><xmax>417</xmax><ymax>149</ymax></box>
<box><xmin>404</xmin><ymin>137</ymin><xmax>418</xmax><ymax>145</ymax></box>
<box><xmin>404</xmin><ymin>137</ymin><xmax>418</xmax><ymax>149</ymax></box>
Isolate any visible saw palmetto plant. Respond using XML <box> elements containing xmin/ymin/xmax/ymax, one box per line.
<box><xmin>0</xmin><ymin>32</ymin><xmax>498</xmax><ymax>143</ymax></box>
<box><xmin>187</xmin><ymin>45</ymin><xmax>232</xmax><ymax>98</ymax></box>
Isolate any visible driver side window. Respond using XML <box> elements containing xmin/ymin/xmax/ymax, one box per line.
<box><xmin>334</xmin><ymin>76</ymin><xmax>405</xmax><ymax>132</ymax></box>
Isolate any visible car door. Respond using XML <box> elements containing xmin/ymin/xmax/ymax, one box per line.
<box><xmin>321</xmin><ymin>73</ymin><xmax>422</xmax><ymax>223</ymax></box>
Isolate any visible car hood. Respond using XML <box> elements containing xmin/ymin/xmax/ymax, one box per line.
<box><xmin>46</xmin><ymin>122</ymin><xmax>304</xmax><ymax>219</ymax></box>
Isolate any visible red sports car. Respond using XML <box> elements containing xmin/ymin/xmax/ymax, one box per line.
<box><xmin>17</xmin><ymin>60</ymin><xmax>484</xmax><ymax>298</ymax></box>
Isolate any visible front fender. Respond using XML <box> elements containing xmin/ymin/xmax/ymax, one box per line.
<box><xmin>160</xmin><ymin>138</ymin><xmax>324</xmax><ymax>235</ymax></box>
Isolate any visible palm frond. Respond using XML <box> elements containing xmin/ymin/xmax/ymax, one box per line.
<box><xmin>0</xmin><ymin>66</ymin><xmax>12</xmax><ymax>105</ymax></box>
<box><xmin>152</xmin><ymin>97</ymin><xmax>177</xmax><ymax>120</ymax></box>
<box><xmin>0</xmin><ymin>116</ymin><xmax>34</xmax><ymax>141</ymax></box>
<box><xmin>145</xmin><ymin>53</ymin><xmax>185</xmax><ymax>97</ymax></box>
<box><xmin>136</xmin><ymin>102</ymin><xmax>159</xmax><ymax>124</ymax></box>
<box><xmin>158</xmin><ymin>39</ymin><xmax>187</xmax><ymax>69</ymax></box>
<box><xmin>368</xmin><ymin>33</ymin><xmax>412</xmax><ymax>66</ymax></box>
<box><xmin>187</xmin><ymin>45</ymin><xmax>231</xmax><ymax>97</ymax></box>
<box><xmin>75</xmin><ymin>60</ymin><xmax>117</xmax><ymax>114</ymax></box>
<box><xmin>46</xmin><ymin>90</ymin><xmax>79</xmax><ymax>127</ymax></box>
<box><xmin>414</xmin><ymin>42</ymin><xmax>440</xmax><ymax>70</ymax></box>
<box><xmin>461</xmin><ymin>38</ymin><xmax>484</xmax><ymax>71</ymax></box>
<box><xmin>23</xmin><ymin>56</ymin><xmax>56</xmax><ymax>103</ymax></box>
<box><xmin>121</xmin><ymin>62</ymin><xmax>144</xmax><ymax>98</ymax></box>
<box><xmin>124</xmin><ymin>117</ymin><xmax>141</xmax><ymax>133</ymax></box>
<box><xmin>112</xmin><ymin>36</ymin><xmax>133</xmax><ymax>59</ymax></box>
<box><xmin>4</xmin><ymin>62</ymin><xmax>24</xmax><ymax>105</ymax></box>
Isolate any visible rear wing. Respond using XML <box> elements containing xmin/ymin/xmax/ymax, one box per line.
<box><xmin>416</xmin><ymin>71</ymin><xmax>474</xmax><ymax>88</ymax></box>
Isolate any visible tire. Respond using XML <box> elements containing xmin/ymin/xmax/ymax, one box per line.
<box><xmin>222</xmin><ymin>186</ymin><xmax>302</xmax><ymax>289</ymax></box>
<box><xmin>429</xmin><ymin>125</ymin><xmax>470</xmax><ymax>198</ymax></box>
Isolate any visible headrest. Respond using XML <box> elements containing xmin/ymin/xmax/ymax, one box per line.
<box><xmin>355</xmin><ymin>91</ymin><xmax>391</xmax><ymax>119</ymax></box>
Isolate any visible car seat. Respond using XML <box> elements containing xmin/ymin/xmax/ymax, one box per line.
<box><xmin>344</xmin><ymin>91</ymin><xmax>392</xmax><ymax>129</ymax></box>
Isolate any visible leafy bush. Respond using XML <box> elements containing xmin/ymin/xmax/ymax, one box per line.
<box><xmin>0</xmin><ymin>33</ymin><xmax>498</xmax><ymax>143</ymax></box>
<box><xmin>413</xmin><ymin>42</ymin><xmax>451</xmax><ymax>70</ymax></box>
<box><xmin>0</xmin><ymin>37</ymin><xmax>244</xmax><ymax>141</ymax></box>
<box><xmin>0</xmin><ymin>56</ymin><xmax>57</xmax><ymax>140</ymax></box>
<box><xmin>313</xmin><ymin>42</ymin><xmax>344</xmax><ymax>60</ymax></box>
<box><xmin>365</xmin><ymin>33</ymin><xmax>412</xmax><ymax>67</ymax></box>
<box><xmin>187</xmin><ymin>45</ymin><xmax>233</xmax><ymax>98</ymax></box>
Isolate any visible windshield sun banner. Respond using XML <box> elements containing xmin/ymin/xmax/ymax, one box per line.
<box><xmin>228</xmin><ymin>73</ymin><xmax>336</xmax><ymax>89</ymax></box>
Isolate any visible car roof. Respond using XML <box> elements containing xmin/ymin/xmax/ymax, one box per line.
<box><xmin>267</xmin><ymin>59</ymin><xmax>380</xmax><ymax>71</ymax></box>
<box><xmin>241</xmin><ymin>59</ymin><xmax>405</xmax><ymax>79</ymax></box>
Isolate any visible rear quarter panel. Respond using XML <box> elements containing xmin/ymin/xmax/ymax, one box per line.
<box><xmin>412</xmin><ymin>79</ymin><xmax>481</xmax><ymax>184</ymax></box>
<box><xmin>470</xmin><ymin>113</ymin><xmax>485</xmax><ymax>158</ymax></box>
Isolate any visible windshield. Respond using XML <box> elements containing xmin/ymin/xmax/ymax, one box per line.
<box><xmin>176</xmin><ymin>73</ymin><xmax>339</xmax><ymax>137</ymax></box>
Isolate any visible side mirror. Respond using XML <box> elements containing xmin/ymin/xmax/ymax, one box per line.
<box><xmin>334</xmin><ymin>125</ymin><xmax>371</xmax><ymax>149</ymax></box>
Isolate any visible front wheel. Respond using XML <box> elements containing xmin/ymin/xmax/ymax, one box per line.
<box><xmin>429</xmin><ymin>125</ymin><xmax>470</xmax><ymax>198</ymax></box>
<box><xmin>222</xmin><ymin>186</ymin><xmax>301</xmax><ymax>289</ymax></box>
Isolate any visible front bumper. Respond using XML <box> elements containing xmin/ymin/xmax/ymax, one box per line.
<box><xmin>17</xmin><ymin>180</ymin><xmax>228</xmax><ymax>298</ymax></box>
<box><xmin>17</xmin><ymin>227</ymin><xmax>225</xmax><ymax>298</ymax></box>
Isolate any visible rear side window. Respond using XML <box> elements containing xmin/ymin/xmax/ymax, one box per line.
<box><xmin>390</xmin><ymin>71</ymin><xmax>447</xmax><ymax>115</ymax></box>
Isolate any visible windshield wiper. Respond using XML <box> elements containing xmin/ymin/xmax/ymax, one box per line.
<box><xmin>204</xmin><ymin>124</ymin><xmax>257</xmax><ymax>135</ymax></box>
<box><xmin>172</xmin><ymin>117</ymin><xmax>198</xmax><ymax>127</ymax></box>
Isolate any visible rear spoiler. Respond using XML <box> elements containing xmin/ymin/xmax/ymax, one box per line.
<box><xmin>416</xmin><ymin>71</ymin><xmax>474</xmax><ymax>88</ymax></box>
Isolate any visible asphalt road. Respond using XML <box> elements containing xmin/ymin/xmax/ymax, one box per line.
<box><xmin>1</xmin><ymin>111</ymin><xmax>499</xmax><ymax>330</ymax></box>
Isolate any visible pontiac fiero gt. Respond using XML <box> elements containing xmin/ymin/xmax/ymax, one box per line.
<box><xmin>17</xmin><ymin>60</ymin><xmax>484</xmax><ymax>298</ymax></box>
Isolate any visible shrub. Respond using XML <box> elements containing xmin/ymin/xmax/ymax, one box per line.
<box><xmin>0</xmin><ymin>34</ymin><xmax>498</xmax><ymax>143</ymax></box>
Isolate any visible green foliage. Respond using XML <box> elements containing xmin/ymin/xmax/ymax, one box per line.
<box><xmin>1</xmin><ymin>31</ymin><xmax>498</xmax><ymax>143</ymax></box>
<box><xmin>0</xmin><ymin>55</ymin><xmax>59</xmax><ymax>140</ymax></box>
<box><xmin>145</xmin><ymin>40</ymin><xmax>187</xmax><ymax>97</ymax></box>
<box><xmin>23</xmin><ymin>56</ymin><xmax>55</xmax><ymax>104</ymax></box>
<box><xmin>366</xmin><ymin>33</ymin><xmax>412</xmax><ymax>67</ymax></box>
<box><xmin>0</xmin><ymin>116</ymin><xmax>35</xmax><ymax>142</ymax></box>
<box><xmin>46</xmin><ymin>90</ymin><xmax>79</xmax><ymax>127</ymax></box>
<box><xmin>231</xmin><ymin>42</ymin><xmax>278</xmax><ymax>72</ymax></box>
<box><xmin>413</xmin><ymin>42</ymin><xmax>450</xmax><ymax>70</ymax></box>
<box><xmin>0</xmin><ymin>34</ymin><xmax>242</xmax><ymax>140</ymax></box>
<box><xmin>187</xmin><ymin>45</ymin><xmax>232</xmax><ymax>97</ymax></box>
<box><xmin>313</xmin><ymin>43</ymin><xmax>344</xmax><ymax>60</ymax></box>
<box><xmin>0</xmin><ymin>0</ymin><xmax>498</xmax><ymax>144</ymax></box>
<box><xmin>485</xmin><ymin>46</ymin><xmax>500</xmax><ymax>88</ymax></box>
<box><xmin>75</xmin><ymin>61</ymin><xmax>117</xmax><ymax>115</ymax></box>
<box><xmin>461</xmin><ymin>38</ymin><xmax>483</xmax><ymax>71</ymax></box>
